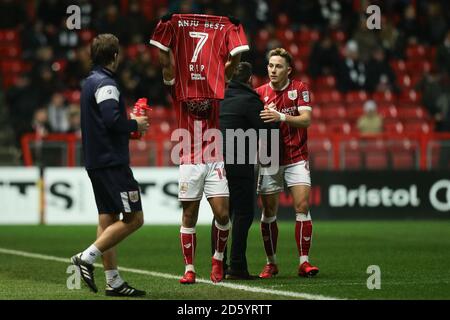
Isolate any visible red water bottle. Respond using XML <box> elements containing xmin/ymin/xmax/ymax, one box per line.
<box><xmin>130</xmin><ymin>98</ymin><xmax>152</xmax><ymax>139</ymax></box>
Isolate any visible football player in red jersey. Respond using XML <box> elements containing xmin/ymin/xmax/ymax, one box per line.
<box><xmin>150</xmin><ymin>14</ymin><xmax>249</xmax><ymax>284</ymax></box>
<box><xmin>257</xmin><ymin>48</ymin><xmax>319</xmax><ymax>278</ymax></box>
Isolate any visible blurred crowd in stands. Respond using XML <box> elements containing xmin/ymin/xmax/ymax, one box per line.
<box><xmin>0</xmin><ymin>0</ymin><xmax>449</xmax><ymax>162</ymax></box>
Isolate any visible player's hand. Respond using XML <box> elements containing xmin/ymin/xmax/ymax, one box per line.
<box><xmin>260</xmin><ymin>108</ymin><xmax>285</xmax><ymax>123</ymax></box>
<box><xmin>130</xmin><ymin>113</ymin><xmax>150</xmax><ymax>132</ymax></box>
<box><xmin>264</xmin><ymin>102</ymin><xmax>276</xmax><ymax>110</ymax></box>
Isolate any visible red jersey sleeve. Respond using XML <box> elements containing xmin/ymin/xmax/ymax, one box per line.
<box><xmin>226</xmin><ymin>23</ymin><xmax>249</xmax><ymax>56</ymax></box>
<box><xmin>296</xmin><ymin>82</ymin><xmax>312</xmax><ymax>112</ymax></box>
<box><xmin>150</xmin><ymin>20</ymin><xmax>173</xmax><ymax>52</ymax></box>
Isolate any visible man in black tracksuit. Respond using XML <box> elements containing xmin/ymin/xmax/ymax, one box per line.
<box><xmin>71</xmin><ymin>34</ymin><xmax>149</xmax><ymax>296</ymax></box>
<box><xmin>213</xmin><ymin>62</ymin><xmax>274</xmax><ymax>279</ymax></box>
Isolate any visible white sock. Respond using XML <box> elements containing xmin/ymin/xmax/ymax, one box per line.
<box><xmin>213</xmin><ymin>251</ymin><xmax>224</xmax><ymax>261</ymax></box>
<box><xmin>185</xmin><ymin>264</ymin><xmax>195</xmax><ymax>273</ymax></box>
<box><xmin>105</xmin><ymin>269</ymin><xmax>125</xmax><ymax>289</ymax></box>
<box><xmin>300</xmin><ymin>255</ymin><xmax>309</xmax><ymax>265</ymax></box>
<box><xmin>80</xmin><ymin>244</ymin><xmax>102</xmax><ymax>264</ymax></box>
<box><xmin>267</xmin><ymin>255</ymin><xmax>277</xmax><ymax>265</ymax></box>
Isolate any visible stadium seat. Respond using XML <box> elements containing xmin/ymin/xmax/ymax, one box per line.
<box><xmin>1</xmin><ymin>60</ymin><xmax>28</xmax><ymax>74</ymax></box>
<box><xmin>343</xmin><ymin>151</ymin><xmax>363</xmax><ymax>169</ymax></box>
<box><xmin>296</xmin><ymin>29</ymin><xmax>319</xmax><ymax>43</ymax></box>
<box><xmin>309</xmin><ymin>139</ymin><xmax>332</xmax><ymax>169</ymax></box>
<box><xmin>372</xmin><ymin>91</ymin><xmax>395</xmax><ymax>104</ymax></box>
<box><xmin>345</xmin><ymin>91</ymin><xmax>368</xmax><ymax>104</ymax></box>
<box><xmin>384</xmin><ymin>120</ymin><xmax>404</xmax><ymax>134</ymax></box>
<box><xmin>331</xmin><ymin>30</ymin><xmax>346</xmax><ymax>43</ymax></box>
<box><xmin>399</xmin><ymin>90</ymin><xmax>422</xmax><ymax>104</ymax></box>
<box><xmin>0</xmin><ymin>29</ymin><xmax>19</xmax><ymax>43</ymax></box>
<box><xmin>365</xmin><ymin>153</ymin><xmax>388</xmax><ymax>170</ymax></box>
<box><xmin>378</xmin><ymin>104</ymin><xmax>398</xmax><ymax>118</ymax></box>
<box><xmin>405</xmin><ymin>44</ymin><xmax>429</xmax><ymax>61</ymax></box>
<box><xmin>314</xmin><ymin>76</ymin><xmax>336</xmax><ymax>90</ymax></box>
<box><xmin>397</xmin><ymin>107</ymin><xmax>429</xmax><ymax>121</ymax></box>
<box><xmin>0</xmin><ymin>45</ymin><xmax>21</xmax><ymax>58</ymax></box>
<box><xmin>390</xmin><ymin>60</ymin><xmax>406</xmax><ymax>75</ymax></box>
<box><xmin>314</xmin><ymin>90</ymin><xmax>343</xmax><ymax>104</ymax></box>
<box><xmin>294</xmin><ymin>59</ymin><xmax>307</xmax><ymax>73</ymax></box>
<box><xmin>277</xmin><ymin>29</ymin><xmax>295</xmax><ymax>46</ymax></box>
<box><xmin>309</xmin><ymin>122</ymin><xmax>327</xmax><ymax>136</ymax></box>
<box><xmin>347</xmin><ymin>105</ymin><xmax>363</xmax><ymax>121</ymax></box>
<box><xmin>319</xmin><ymin>106</ymin><xmax>346</xmax><ymax>121</ymax></box>
<box><xmin>403</xmin><ymin>121</ymin><xmax>432</xmax><ymax>134</ymax></box>
<box><xmin>327</xmin><ymin>120</ymin><xmax>353</xmax><ymax>134</ymax></box>
<box><xmin>405</xmin><ymin>60</ymin><xmax>432</xmax><ymax>75</ymax></box>
<box><xmin>79</xmin><ymin>29</ymin><xmax>95</xmax><ymax>43</ymax></box>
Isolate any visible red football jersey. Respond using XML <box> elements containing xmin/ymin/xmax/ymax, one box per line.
<box><xmin>256</xmin><ymin>79</ymin><xmax>312</xmax><ymax>165</ymax></box>
<box><xmin>150</xmin><ymin>14</ymin><xmax>249</xmax><ymax>101</ymax></box>
<box><xmin>173</xmin><ymin>98</ymin><xmax>222</xmax><ymax>165</ymax></box>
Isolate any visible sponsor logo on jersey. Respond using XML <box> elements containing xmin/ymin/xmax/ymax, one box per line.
<box><xmin>179</xmin><ymin>182</ymin><xmax>189</xmax><ymax>194</ymax></box>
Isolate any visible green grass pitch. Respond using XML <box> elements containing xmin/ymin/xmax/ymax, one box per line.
<box><xmin>0</xmin><ymin>221</ymin><xmax>449</xmax><ymax>300</ymax></box>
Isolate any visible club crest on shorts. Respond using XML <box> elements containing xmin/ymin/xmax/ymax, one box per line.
<box><xmin>288</xmin><ymin>90</ymin><xmax>297</xmax><ymax>100</ymax></box>
<box><xmin>128</xmin><ymin>191</ymin><xmax>139</xmax><ymax>203</ymax></box>
<box><xmin>179</xmin><ymin>182</ymin><xmax>188</xmax><ymax>194</ymax></box>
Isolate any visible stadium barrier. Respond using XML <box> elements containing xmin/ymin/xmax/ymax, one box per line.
<box><xmin>20</xmin><ymin>132</ymin><xmax>450</xmax><ymax>170</ymax></box>
<box><xmin>0</xmin><ymin>167</ymin><xmax>448</xmax><ymax>225</ymax></box>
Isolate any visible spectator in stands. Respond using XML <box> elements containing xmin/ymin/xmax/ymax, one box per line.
<box><xmin>379</xmin><ymin>15</ymin><xmax>401</xmax><ymax>58</ymax></box>
<box><xmin>366</xmin><ymin>47</ymin><xmax>399</xmax><ymax>93</ymax></box>
<box><xmin>397</xmin><ymin>4</ymin><xmax>421</xmax><ymax>45</ymax></box>
<box><xmin>308</xmin><ymin>31</ymin><xmax>340</xmax><ymax>79</ymax></box>
<box><xmin>123</xmin><ymin>0</ymin><xmax>150</xmax><ymax>45</ymax></box>
<box><xmin>436</xmin><ymin>29</ymin><xmax>450</xmax><ymax>76</ymax></box>
<box><xmin>95</xmin><ymin>4</ymin><xmax>125</xmax><ymax>42</ymax></box>
<box><xmin>416</xmin><ymin>68</ymin><xmax>450</xmax><ymax>132</ymax></box>
<box><xmin>47</xmin><ymin>93</ymin><xmax>69</xmax><ymax>133</ymax></box>
<box><xmin>32</xmin><ymin>108</ymin><xmax>51</xmax><ymax>138</ymax></box>
<box><xmin>5</xmin><ymin>74</ymin><xmax>41</xmax><ymax>146</ymax></box>
<box><xmin>21</xmin><ymin>20</ymin><xmax>49</xmax><ymax>60</ymax></box>
<box><xmin>67</xmin><ymin>104</ymin><xmax>81</xmax><ymax>136</ymax></box>
<box><xmin>352</xmin><ymin>16</ymin><xmax>379</xmax><ymax>63</ymax></box>
<box><xmin>357</xmin><ymin>100</ymin><xmax>383</xmax><ymax>135</ymax></box>
<box><xmin>421</xmin><ymin>1</ymin><xmax>448</xmax><ymax>46</ymax></box>
<box><xmin>337</xmin><ymin>40</ymin><xmax>367</xmax><ymax>92</ymax></box>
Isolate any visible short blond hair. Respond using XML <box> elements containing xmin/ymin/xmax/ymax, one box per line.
<box><xmin>268</xmin><ymin>48</ymin><xmax>292</xmax><ymax>66</ymax></box>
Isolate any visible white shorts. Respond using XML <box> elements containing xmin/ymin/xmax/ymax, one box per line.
<box><xmin>257</xmin><ymin>160</ymin><xmax>311</xmax><ymax>195</ymax></box>
<box><xmin>178</xmin><ymin>162</ymin><xmax>229</xmax><ymax>201</ymax></box>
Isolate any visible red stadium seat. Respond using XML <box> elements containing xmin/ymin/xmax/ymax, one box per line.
<box><xmin>277</xmin><ymin>29</ymin><xmax>295</xmax><ymax>46</ymax></box>
<box><xmin>0</xmin><ymin>29</ymin><xmax>19</xmax><ymax>43</ymax></box>
<box><xmin>79</xmin><ymin>29</ymin><xmax>95</xmax><ymax>43</ymax></box>
<box><xmin>405</xmin><ymin>44</ymin><xmax>429</xmax><ymax>61</ymax></box>
<box><xmin>1</xmin><ymin>60</ymin><xmax>29</xmax><ymax>73</ymax></box>
<box><xmin>327</xmin><ymin>120</ymin><xmax>353</xmax><ymax>134</ymax></box>
<box><xmin>347</xmin><ymin>105</ymin><xmax>363</xmax><ymax>121</ymax></box>
<box><xmin>314</xmin><ymin>76</ymin><xmax>336</xmax><ymax>90</ymax></box>
<box><xmin>0</xmin><ymin>44</ymin><xmax>21</xmax><ymax>58</ymax></box>
<box><xmin>384</xmin><ymin>120</ymin><xmax>404</xmax><ymax>134</ymax></box>
<box><xmin>399</xmin><ymin>90</ymin><xmax>422</xmax><ymax>104</ymax></box>
<box><xmin>403</xmin><ymin>121</ymin><xmax>432</xmax><ymax>134</ymax></box>
<box><xmin>296</xmin><ymin>29</ymin><xmax>319</xmax><ymax>43</ymax></box>
<box><xmin>319</xmin><ymin>106</ymin><xmax>346</xmax><ymax>121</ymax></box>
<box><xmin>343</xmin><ymin>151</ymin><xmax>363</xmax><ymax>169</ymax></box>
<box><xmin>331</xmin><ymin>30</ymin><xmax>346</xmax><ymax>43</ymax></box>
<box><xmin>276</xmin><ymin>13</ymin><xmax>290</xmax><ymax>28</ymax></box>
<box><xmin>345</xmin><ymin>91</ymin><xmax>368</xmax><ymax>104</ymax></box>
<box><xmin>308</xmin><ymin>122</ymin><xmax>327</xmax><ymax>136</ymax></box>
<box><xmin>372</xmin><ymin>91</ymin><xmax>396</xmax><ymax>104</ymax></box>
<box><xmin>309</xmin><ymin>139</ymin><xmax>332</xmax><ymax>169</ymax></box>
<box><xmin>392</xmin><ymin>152</ymin><xmax>415</xmax><ymax>169</ymax></box>
<box><xmin>365</xmin><ymin>153</ymin><xmax>388</xmax><ymax>170</ymax></box>
<box><xmin>397</xmin><ymin>107</ymin><xmax>429</xmax><ymax>121</ymax></box>
<box><xmin>313</xmin><ymin>90</ymin><xmax>343</xmax><ymax>104</ymax></box>
<box><xmin>378</xmin><ymin>104</ymin><xmax>398</xmax><ymax>118</ymax></box>
<box><xmin>390</xmin><ymin>60</ymin><xmax>406</xmax><ymax>75</ymax></box>
<box><xmin>405</xmin><ymin>60</ymin><xmax>432</xmax><ymax>75</ymax></box>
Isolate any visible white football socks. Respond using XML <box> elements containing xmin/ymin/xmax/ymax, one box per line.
<box><xmin>105</xmin><ymin>269</ymin><xmax>125</xmax><ymax>289</ymax></box>
<box><xmin>80</xmin><ymin>244</ymin><xmax>102</xmax><ymax>264</ymax></box>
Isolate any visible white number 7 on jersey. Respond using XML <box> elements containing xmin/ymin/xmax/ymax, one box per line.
<box><xmin>189</xmin><ymin>32</ymin><xmax>208</xmax><ymax>63</ymax></box>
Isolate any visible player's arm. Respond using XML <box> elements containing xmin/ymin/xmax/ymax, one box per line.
<box><xmin>159</xmin><ymin>49</ymin><xmax>175</xmax><ymax>85</ymax></box>
<box><xmin>260</xmin><ymin>104</ymin><xmax>312</xmax><ymax>128</ymax></box>
<box><xmin>225</xmin><ymin>53</ymin><xmax>241</xmax><ymax>83</ymax></box>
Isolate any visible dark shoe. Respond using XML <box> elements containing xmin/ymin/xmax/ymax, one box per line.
<box><xmin>225</xmin><ymin>270</ymin><xmax>258</xmax><ymax>280</ymax></box>
<box><xmin>105</xmin><ymin>282</ymin><xmax>146</xmax><ymax>297</ymax></box>
<box><xmin>71</xmin><ymin>254</ymin><xmax>98</xmax><ymax>293</ymax></box>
